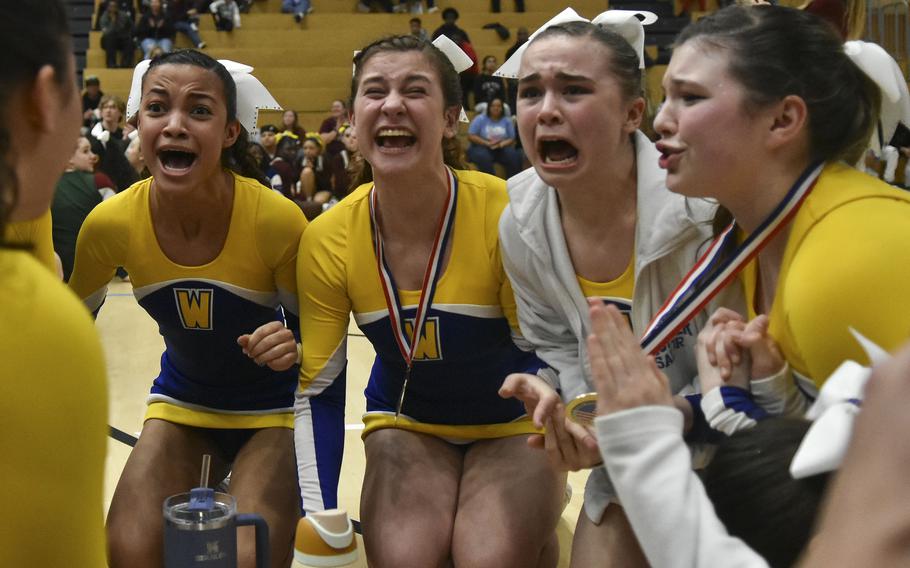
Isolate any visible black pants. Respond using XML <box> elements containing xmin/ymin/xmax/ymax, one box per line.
<box><xmin>214</xmin><ymin>14</ymin><xmax>235</xmax><ymax>31</ymax></box>
<box><xmin>491</xmin><ymin>0</ymin><xmax>524</xmax><ymax>12</ymax></box>
<box><xmin>101</xmin><ymin>33</ymin><xmax>134</xmax><ymax>68</ymax></box>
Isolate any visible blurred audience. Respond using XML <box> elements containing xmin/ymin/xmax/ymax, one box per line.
<box><xmin>270</xmin><ymin>134</ymin><xmax>302</xmax><ymax>197</ymax></box>
<box><xmin>260</xmin><ymin>124</ymin><xmax>279</xmax><ymax>161</ymax></box>
<box><xmin>100</xmin><ymin>0</ymin><xmax>134</xmax><ymax>68</ymax></box>
<box><xmin>299</xmin><ymin>133</ymin><xmax>335</xmax><ymax>205</ymax></box>
<box><xmin>171</xmin><ymin>0</ymin><xmax>206</xmax><ymax>49</ymax></box>
<box><xmin>51</xmin><ymin>137</ymin><xmax>110</xmax><ymax>281</ymax></box>
<box><xmin>474</xmin><ymin>55</ymin><xmax>510</xmax><ymax>115</ymax></box>
<box><xmin>282</xmin><ymin>0</ymin><xmax>312</xmax><ymax>22</ymax></box>
<box><xmin>280</xmin><ymin>109</ymin><xmax>307</xmax><ymax>139</ymax></box>
<box><xmin>467</xmin><ymin>98</ymin><xmax>521</xmax><ymax>178</ymax></box>
<box><xmin>409</xmin><ymin>17</ymin><xmax>429</xmax><ymax>41</ymax></box>
<box><xmin>210</xmin><ymin>0</ymin><xmax>241</xmax><ymax>30</ymax></box>
<box><xmin>89</xmin><ymin>95</ymin><xmax>138</xmax><ymax>192</ymax></box>
<box><xmin>136</xmin><ymin>0</ymin><xmax>175</xmax><ymax>59</ymax></box>
<box><xmin>81</xmin><ymin>76</ymin><xmax>104</xmax><ymax>132</ymax></box>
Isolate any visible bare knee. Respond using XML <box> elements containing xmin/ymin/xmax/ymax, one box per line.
<box><xmin>366</xmin><ymin>534</ymin><xmax>450</xmax><ymax>568</ymax></box>
<box><xmin>570</xmin><ymin>506</ymin><xmax>647</xmax><ymax>568</ymax></box>
<box><xmin>453</xmin><ymin>526</ymin><xmax>554</xmax><ymax>568</ymax></box>
<box><xmin>106</xmin><ymin>503</ymin><xmax>162</xmax><ymax>568</ymax></box>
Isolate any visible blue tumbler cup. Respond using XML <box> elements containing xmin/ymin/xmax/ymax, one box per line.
<box><xmin>163</xmin><ymin>491</ymin><xmax>269</xmax><ymax>568</ymax></box>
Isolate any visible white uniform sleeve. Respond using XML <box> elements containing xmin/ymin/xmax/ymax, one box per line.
<box><xmin>596</xmin><ymin>406</ymin><xmax>769</xmax><ymax>568</ymax></box>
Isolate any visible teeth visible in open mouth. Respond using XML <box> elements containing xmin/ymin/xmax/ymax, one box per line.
<box><xmin>540</xmin><ymin>139</ymin><xmax>578</xmax><ymax>164</ymax></box>
<box><xmin>159</xmin><ymin>149</ymin><xmax>197</xmax><ymax>171</ymax></box>
<box><xmin>376</xmin><ymin>129</ymin><xmax>416</xmax><ymax>148</ymax></box>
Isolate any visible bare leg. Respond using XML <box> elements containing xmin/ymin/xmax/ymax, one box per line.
<box><xmin>451</xmin><ymin>435</ymin><xmax>565</xmax><ymax>568</ymax></box>
<box><xmin>570</xmin><ymin>504</ymin><xmax>648</xmax><ymax>568</ymax></box>
<box><xmin>229</xmin><ymin>427</ymin><xmax>300</xmax><ymax>568</ymax></box>
<box><xmin>106</xmin><ymin>419</ymin><xmax>232</xmax><ymax>568</ymax></box>
<box><xmin>360</xmin><ymin>429</ymin><xmax>463</xmax><ymax>568</ymax></box>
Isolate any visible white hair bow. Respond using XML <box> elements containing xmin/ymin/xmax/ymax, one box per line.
<box><xmin>431</xmin><ymin>35</ymin><xmax>471</xmax><ymax>122</ymax></box>
<box><xmin>126</xmin><ymin>58</ymin><xmax>282</xmax><ymax>134</ymax></box>
<box><xmin>844</xmin><ymin>40</ymin><xmax>910</xmax><ymax>156</ymax></box>
<box><xmin>789</xmin><ymin>329</ymin><xmax>890</xmax><ymax>479</ymax></box>
<box><xmin>494</xmin><ymin>7</ymin><xmax>657</xmax><ymax>79</ymax></box>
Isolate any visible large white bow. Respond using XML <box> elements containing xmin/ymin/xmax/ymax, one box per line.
<box><xmin>432</xmin><ymin>34</ymin><xmax>472</xmax><ymax>122</ymax></box>
<box><xmin>126</xmin><ymin>58</ymin><xmax>282</xmax><ymax>134</ymax></box>
<box><xmin>494</xmin><ymin>7</ymin><xmax>657</xmax><ymax>79</ymax></box>
<box><xmin>789</xmin><ymin>329</ymin><xmax>891</xmax><ymax>479</ymax></box>
<box><xmin>844</xmin><ymin>40</ymin><xmax>910</xmax><ymax>156</ymax></box>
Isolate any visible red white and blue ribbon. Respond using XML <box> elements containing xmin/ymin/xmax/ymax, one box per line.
<box><xmin>639</xmin><ymin>161</ymin><xmax>825</xmax><ymax>355</ymax></box>
<box><xmin>369</xmin><ymin>168</ymin><xmax>458</xmax><ymax>417</ymax></box>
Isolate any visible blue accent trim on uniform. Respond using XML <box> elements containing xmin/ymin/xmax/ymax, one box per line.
<box><xmin>717</xmin><ymin>386</ymin><xmax>769</xmax><ymax>421</ymax></box>
<box><xmin>310</xmin><ymin>365</ymin><xmax>347</xmax><ymax>512</ymax></box>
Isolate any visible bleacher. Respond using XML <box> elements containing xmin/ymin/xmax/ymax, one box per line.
<box><xmin>78</xmin><ymin>0</ymin><xmax>693</xmax><ymax>130</ymax></box>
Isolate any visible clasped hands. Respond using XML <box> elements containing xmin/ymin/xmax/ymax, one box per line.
<box><xmin>498</xmin><ymin>301</ymin><xmax>785</xmax><ymax>472</ymax></box>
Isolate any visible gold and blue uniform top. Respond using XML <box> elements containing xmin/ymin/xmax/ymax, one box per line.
<box><xmin>69</xmin><ymin>171</ymin><xmax>306</xmax><ymax>428</ymax></box>
<box><xmin>297</xmin><ymin>169</ymin><xmax>543</xmax><ymax>439</ymax></box>
<box><xmin>739</xmin><ymin>163</ymin><xmax>910</xmax><ymax>393</ymax></box>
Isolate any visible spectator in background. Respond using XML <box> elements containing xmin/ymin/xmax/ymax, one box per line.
<box><xmin>467</xmin><ymin>98</ymin><xmax>521</xmax><ymax>178</ymax></box>
<box><xmin>431</xmin><ymin>7</ymin><xmax>470</xmax><ymax>44</ymax></box>
<box><xmin>210</xmin><ymin>0</ymin><xmax>241</xmax><ymax>31</ymax></box>
<box><xmin>82</xmin><ymin>76</ymin><xmax>104</xmax><ymax>131</ymax></box>
<box><xmin>280</xmin><ymin>109</ymin><xmax>307</xmax><ymax>139</ymax></box>
<box><xmin>171</xmin><ymin>0</ymin><xmax>206</xmax><ymax>49</ymax></box>
<box><xmin>94</xmin><ymin>0</ymin><xmax>133</xmax><ymax>30</ymax></box>
<box><xmin>299</xmin><ymin>133</ymin><xmax>335</xmax><ymax>205</ymax></box>
<box><xmin>282</xmin><ymin>0</ymin><xmax>312</xmax><ymax>23</ymax></box>
<box><xmin>318</xmin><ymin>100</ymin><xmax>347</xmax><ymax>158</ymax></box>
<box><xmin>89</xmin><ymin>95</ymin><xmax>138</xmax><ymax>191</ymax></box>
<box><xmin>271</xmin><ymin>134</ymin><xmax>302</xmax><ymax>197</ymax></box>
<box><xmin>136</xmin><ymin>0</ymin><xmax>175</xmax><ymax>59</ymax></box>
<box><xmin>100</xmin><ymin>0</ymin><xmax>134</xmax><ymax>68</ymax></box>
<box><xmin>409</xmin><ymin>17</ymin><xmax>428</xmax><ymax>41</ymax></box>
<box><xmin>335</xmin><ymin>123</ymin><xmax>360</xmax><ymax>196</ymax></box>
<box><xmin>52</xmin><ymin>137</ymin><xmax>108</xmax><ymax>281</ymax></box>
<box><xmin>260</xmin><ymin>124</ymin><xmax>279</xmax><ymax>161</ymax></box>
<box><xmin>474</xmin><ymin>55</ymin><xmax>510</xmax><ymax>115</ymax></box>
<box><xmin>248</xmin><ymin>142</ymin><xmax>271</xmax><ymax>179</ymax></box>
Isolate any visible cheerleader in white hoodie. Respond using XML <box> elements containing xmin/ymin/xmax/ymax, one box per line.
<box><xmin>496</xmin><ymin>9</ymin><xmax>744</xmax><ymax>566</ymax></box>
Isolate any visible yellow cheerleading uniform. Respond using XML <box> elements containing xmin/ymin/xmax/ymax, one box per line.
<box><xmin>577</xmin><ymin>253</ymin><xmax>635</xmax><ymax>327</ymax></box>
<box><xmin>297</xmin><ymin>169</ymin><xmax>543</xmax><ymax>440</ymax></box>
<box><xmin>4</xmin><ymin>209</ymin><xmax>56</xmax><ymax>272</ymax></box>
<box><xmin>69</xmin><ymin>171</ymin><xmax>306</xmax><ymax>429</ymax></box>
<box><xmin>742</xmin><ymin>163</ymin><xmax>910</xmax><ymax>390</ymax></box>
<box><xmin>0</xmin><ymin>250</ymin><xmax>107</xmax><ymax>567</ymax></box>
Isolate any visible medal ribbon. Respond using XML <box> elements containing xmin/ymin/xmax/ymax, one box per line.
<box><xmin>639</xmin><ymin>162</ymin><xmax>825</xmax><ymax>355</ymax></box>
<box><xmin>369</xmin><ymin>168</ymin><xmax>458</xmax><ymax>417</ymax></box>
